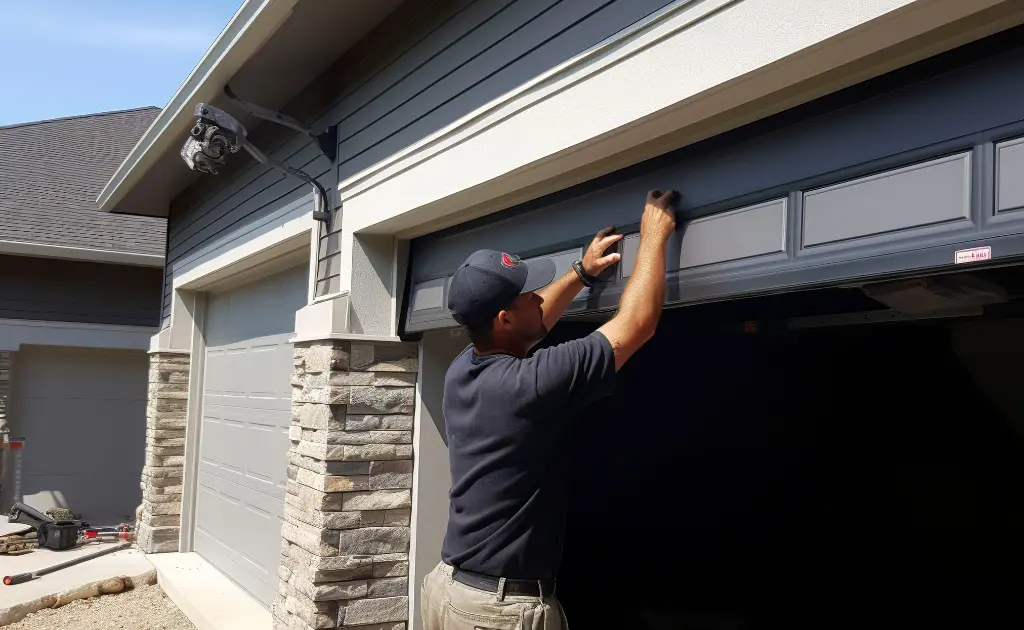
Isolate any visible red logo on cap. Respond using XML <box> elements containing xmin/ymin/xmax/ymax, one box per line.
<box><xmin>501</xmin><ymin>253</ymin><xmax>521</xmax><ymax>268</ymax></box>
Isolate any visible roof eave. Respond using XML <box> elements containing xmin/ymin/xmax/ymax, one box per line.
<box><xmin>96</xmin><ymin>0</ymin><xmax>299</xmax><ymax>213</ymax></box>
<box><xmin>0</xmin><ymin>239</ymin><xmax>164</xmax><ymax>267</ymax></box>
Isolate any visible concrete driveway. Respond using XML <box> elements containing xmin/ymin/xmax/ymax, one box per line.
<box><xmin>0</xmin><ymin>535</ymin><xmax>156</xmax><ymax>625</ymax></box>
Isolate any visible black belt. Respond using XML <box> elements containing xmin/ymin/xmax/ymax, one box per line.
<box><xmin>451</xmin><ymin>566</ymin><xmax>555</xmax><ymax>598</ymax></box>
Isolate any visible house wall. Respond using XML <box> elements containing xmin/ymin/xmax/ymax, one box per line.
<box><xmin>0</xmin><ymin>253</ymin><xmax>159</xmax><ymax>514</ymax></box>
<box><xmin>161</xmin><ymin>0</ymin><xmax>675</xmax><ymax>325</ymax></box>
<box><xmin>137</xmin><ymin>3</ymin><xmax>1024</xmax><ymax>629</ymax></box>
<box><xmin>0</xmin><ymin>254</ymin><xmax>162</xmax><ymax>327</ymax></box>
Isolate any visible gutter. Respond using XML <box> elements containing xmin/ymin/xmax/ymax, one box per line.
<box><xmin>0</xmin><ymin>239</ymin><xmax>165</xmax><ymax>267</ymax></box>
<box><xmin>96</xmin><ymin>0</ymin><xmax>299</xmax><ymax>212</ymax></box>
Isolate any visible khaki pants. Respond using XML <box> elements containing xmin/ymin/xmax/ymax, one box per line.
<box><xmin>421</xmin><ymin>562</ymin><xmax>565</xmax><ymax>630</ymax></box>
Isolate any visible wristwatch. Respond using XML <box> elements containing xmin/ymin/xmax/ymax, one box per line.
<box><xmin>572</xmin><ymin>259</ymin><xmax>598</xmax><ymax>288</ymax></box>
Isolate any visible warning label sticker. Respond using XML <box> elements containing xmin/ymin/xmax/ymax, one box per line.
<box><xmin>955</xmin><ymin>246</ymin><xmax>992</xmax><ymax>265</ymax></box>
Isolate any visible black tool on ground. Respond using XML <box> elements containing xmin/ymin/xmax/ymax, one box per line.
<box><xmin>7</xmin><ymin>502</ymin><xmax>52</xmax><ymax>529</ymax></box>
<box><xmin>3</xmin><ymin>542</ymin><xmax>131</xmax><ymax>585</ymax></box>
<box><xmin>7</xmin><ymin>503</ymin><xmax>81</xmax><ymax>550</ymax></box>
<box><xmin>38</xmin><ymin>520</ymin><xmax>81</xmax><ymax>550</ymax></box>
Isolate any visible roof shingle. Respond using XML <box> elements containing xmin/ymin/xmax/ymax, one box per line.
<box><xmin>0</xmin><ymin>107</ymin><xmax>166</xmax><ymax>257</ymax></box>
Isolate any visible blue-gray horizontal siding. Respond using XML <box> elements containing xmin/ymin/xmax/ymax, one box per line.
<box><xmin>167</xmin><ymin>194</ymin><xmax>316</xmax><ymax>298</ymax></box>
<box><xmin>0</xmin><ymin>254</ymin><xmax>162</xmax><ymax>327</ymax></box>
<box><xmin>162</xmin><ymin>0</ymin><xmax>672</xmax><ymax>325</ymax></box>
<box><xmin>327</xmin><ymin>0</ymin><xmax>673</xmax><ymax>183</ymax></box>
<box><xmin>163</xmin><ymin>137</ymin><xmax>331</xmax><ymax>321</ymax></box>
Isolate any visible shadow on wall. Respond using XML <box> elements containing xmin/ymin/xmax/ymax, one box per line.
<box><xmin>22</xmin><ymin>489</ymin><xmax>70</xmax><ymax>513</ymax></box>
<box><xmin>547</xmin><ymin>320</ymin><xmax>1024</xmax><ymax>630</ymax></box>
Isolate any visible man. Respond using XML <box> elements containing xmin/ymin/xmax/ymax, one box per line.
<box><xmin>421</xmin><ymin>190</ymin><xmax>679</xmax><ymax>629</ymax></box>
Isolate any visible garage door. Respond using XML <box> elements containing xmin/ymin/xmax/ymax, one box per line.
<box><xmin>403</xmin><ymin>34</ymin><xmax>1024</xmax><ymax>333</ymax></box>
<box><xmin>11</xmin><ymin>346</ymin><xmax>147</xmax><ymax>523</ymax></box>
<box><xmin>195</xmin><ymin>264</ymin><xmax>307</xmax><ymax>607</ymax></box>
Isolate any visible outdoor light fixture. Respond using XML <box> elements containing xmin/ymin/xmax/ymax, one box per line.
<box><xmin>180</xmin><ymin>85</ymin><xmax>337</xmax><ymax>222</ymax></box>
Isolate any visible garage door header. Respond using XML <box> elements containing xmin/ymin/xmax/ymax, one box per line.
<box><xmin>405</xmin><ymin>28</ymin><xmax>1024</xmax><ymax>333</ymax></box>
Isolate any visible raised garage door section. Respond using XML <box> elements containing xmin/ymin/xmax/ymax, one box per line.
<box><xmin>404</xmin><ymin>33</ymin><xmax>1024</xmax><ymax>333</ymax></box>
<box><xmin>195</xmin><ymin>264</ymin><xmax>307</xmax><ymax>607</ymax></box>
<box><xmin>11</xmin><ymin>346</ymin><xmax>147</xmax><ymax>523</ymax></box>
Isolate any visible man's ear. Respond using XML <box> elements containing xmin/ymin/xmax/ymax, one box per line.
<box><xmin>496</xmin><ymin>309</ymin><xmax>513</xmax><ymax>329</ymax></box>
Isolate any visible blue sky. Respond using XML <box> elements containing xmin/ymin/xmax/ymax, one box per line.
<box><xmin>0</xmin><ymin>0</ymin><xmax>244</xmax><ymax>126</ymax></box>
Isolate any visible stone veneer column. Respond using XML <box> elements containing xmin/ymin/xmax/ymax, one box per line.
<box><xmin>276</xmin><ymin>340</ymin><xmax>418</xmax><ymax>630</ymax></box>
<box><xmin>136</xmin><ymin>352</ymin><xmax>190</xmax><ymax>553</ymax></box>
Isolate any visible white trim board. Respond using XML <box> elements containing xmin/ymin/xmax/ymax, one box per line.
<box><xmin>154</xmin><ymin>201</ymin><xmax>317</xmax><ymax>354</ymax></box>
<box><xmin>339</xmin><ymin>0</ymin><xmax>1006</xmax><ymax>226</ymax></box>
<box><xmin>178</xmin><ymin>293</ymin><xmax>208</xmax><ymax>554</ymax></box>
<box><xmin>0</xmin><ymin>318</ymin><xmax>155</xmax><ymax>352</ymax></box>
<box><xmin>173</xmin><ymin>194</ymin><xmax>316</xmax><ymax>290</ymax></box>
<box><xmin>0</xmin><ymin>239</ymin><xmax>164</xmax><ymax>267</ymax></box>
<box><xmin>288</xmin><ymin>332</ymin><xmax>400</xmax><ymax>344</ymax></box>
<box><xmin>334</xmin><ymin>0</ymin><xmax>1010</xmax><ymax>294</ymax></box>
<box><xmin>335</xmin><ymin>0</ymin><xmax>722</xmax><ymax>204</ymax></box>
<box><xmin>408</xmin><ymin>339</ymin><xmax>429</xmax><ymax>630</ymax></box>
<box><xmin>408</xmin><ymin>330</ymin><xmax>466</xmax><ymax>630</ymax></box>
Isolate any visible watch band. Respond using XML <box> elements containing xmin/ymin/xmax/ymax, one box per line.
<box><xmin>572</xmin><ymin>259</ymin><xmax>597</xmax><ymax>288</ymax></box>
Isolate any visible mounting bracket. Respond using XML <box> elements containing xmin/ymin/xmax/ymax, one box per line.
<box><xmin>224</xmin><ymin>85</ymin><xmax>337</xmax><ymax>162</ymax></box>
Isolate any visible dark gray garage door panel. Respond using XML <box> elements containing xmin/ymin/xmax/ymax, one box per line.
<box><xmin>411</xmin><ymin>277</ymin><xmax>446</xmax><ymax>312</ymax></box>
<box><xmin>802</xmin><ymin>153</ymin><xmax>972</xmax><ymax>248</ymax></box>
<box><xmin>196</xmin><ymin>264</ymin><xmax>306</xmax><ymax>607</ymax></box>
<box><xmin>621</xmin><ymin>198</ymin><xmax>788</xmax><ymax>277</ymax></box>
<box><xmin>997</xmin><ymin>136</ymin><xmax>1024</xmax><ymax>215</ymax></box>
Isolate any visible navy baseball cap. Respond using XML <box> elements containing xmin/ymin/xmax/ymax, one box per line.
<box><xmin>448</xmin><ymin>250</ymin><xmax>557</xmax><ymax>327</ymax></box>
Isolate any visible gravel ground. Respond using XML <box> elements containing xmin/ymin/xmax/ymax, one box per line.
<box><xmin>7</xmin><ymin>584</ymin><xmax>196</xmax><ymax>630</ymax></box>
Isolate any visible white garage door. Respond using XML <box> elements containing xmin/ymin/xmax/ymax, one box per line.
<box><xmin>195</xmin><ymin>264</ymin><xmax>307</xmax><ymax>607</ymax></box>
<box><xmin>11</xmin><ymin>346</ymin><xmax>148</xmax><ymax>523</ymax></box>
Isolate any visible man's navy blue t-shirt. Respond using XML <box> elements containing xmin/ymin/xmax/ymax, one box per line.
<box><xmin>441</xmin><ymin>331</ymin><xmax>616</xmax><ymax>579</ymax></box>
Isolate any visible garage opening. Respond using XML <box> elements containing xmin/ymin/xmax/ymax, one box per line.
<box><xmin>547</xmin><ymin>266</ymin><xmax>1024</xmax><ymax>629</ymax></box>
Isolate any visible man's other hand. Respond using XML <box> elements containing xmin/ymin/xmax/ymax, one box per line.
<box><xmin>640</xmin><ymin>189</ymin><xmax>678</xmax><ymax>243</ymax></box>
<box><xmin>582</xmin><ymin>227</ymin><xmax>624</xmax><ymax>277</ymax></box>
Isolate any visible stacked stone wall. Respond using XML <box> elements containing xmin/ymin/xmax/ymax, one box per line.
<box><xmin>136</xmin><ymin>352</ymin><xmax>190</xmax><ymax>553</ymax></box>
<box><xmin>275</xmin><ymin>340</ymin><xmax>417</xmax><ymax>630</ymax></box>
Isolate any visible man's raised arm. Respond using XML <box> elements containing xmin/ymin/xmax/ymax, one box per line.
<box><xmin>598</xmin><ymin>189</ymin><xmax>677</xmax><ymax>371</ymax></box>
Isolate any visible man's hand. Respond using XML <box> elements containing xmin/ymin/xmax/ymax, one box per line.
<box><xmin>535</xmin><ymin>227</ymin><xmax>624</xmax><ymax>336</ymax></box>
<box><xmin>582</xmin><ymin>227</ymin><xmax>624</xmax><ymax>277</ymax></box>
<box><xmin>640</xmin><ymin>189</ymin><xmax>677</xmax><ymax>244</ymax></box>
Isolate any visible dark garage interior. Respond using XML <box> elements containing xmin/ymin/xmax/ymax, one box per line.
<box><xmin>550</xmin><ymin>268</ymin><xmax>1024</xmax><ymax>629</ymax></box>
